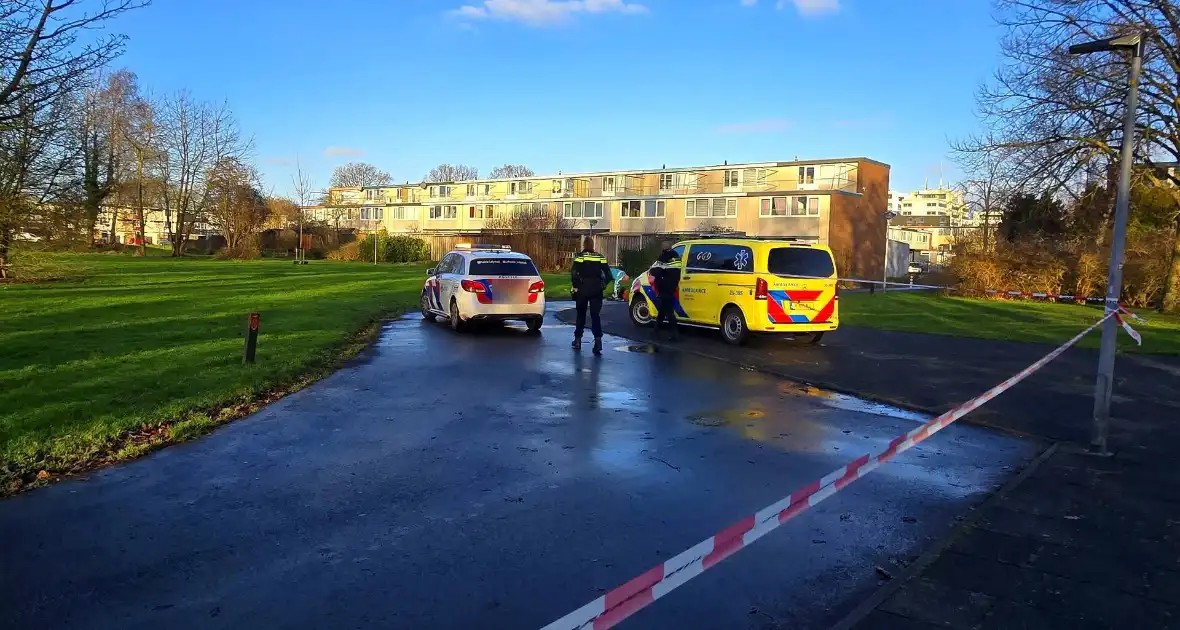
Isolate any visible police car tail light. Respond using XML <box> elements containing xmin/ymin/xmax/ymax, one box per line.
<box><xmin>755</xmin><ymin>277</ymin><xmax>769</xmax><ymax>300</ymax></box>
<box><xmin>528</xmin><ymin>280</ymin><xmax>545</xmax><ymax>294</ymax></box>
<box><xmin>460</xmin><ymin>279</ymin><xmax>486</xmax><ymax>293</ymax></box>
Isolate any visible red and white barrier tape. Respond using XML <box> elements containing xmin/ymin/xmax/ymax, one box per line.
<box><xmin>813</xmin><ymin>274</ymin><xmax>1111</xmax><ymax>304</ymax></box>
<box><xmin>541</xmin><ymin>310</ymin><xmax>1124</xmax><ymax>630</ymax></box>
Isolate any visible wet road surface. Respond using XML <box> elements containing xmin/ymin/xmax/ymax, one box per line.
<box><xmin>0</xmin><ymin>306</ymin><xmax>1037</xmax><ymax>629</ymax></box>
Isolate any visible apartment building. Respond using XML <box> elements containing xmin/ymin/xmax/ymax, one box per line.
<box><xmin>314</xmin><ymin>157</ymin><xmax>890</xmax><ymax>278</ymax></box>
<box><xmin>888</xmin><ymin>187</ymin><xmax>967</xmax><ymax>224</ymax></box>
<box><xmin>95</xmin><ymin>205</ymin><xmax>215</xmax><ymax>245</ymax></box>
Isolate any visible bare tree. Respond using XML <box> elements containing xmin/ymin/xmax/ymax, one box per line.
<box><xmin>955</xmin><ymin>142</ymin><xmax>1017</xmax><ymax>254</ymax></box>
<box><xmin>0</xmin><ymin>0</ymin><xmax>147</xmax><ymax>127</ymax></box>
<box><xmin>488</xmin><ymin>164</ymin><xmax>534</xmax><ymax>179</ymax></box>
<box><xmin>154</xmin><ymin>92</ymin><xmax>249</xmax><ymax>256</ymax></box>
<box><xmin>121</xmin><ymin>89</ymin><xmax>154</xmax><ymax>255</ymax></box>
<box><xmin>290</xmin><ymin>156</ymin><xmax>315</xmax><ymax>261</ymax></box>
<box><xmin>0</xmin><ymin>0</ymin><xmax>148</xmax><ymax>277</ymax></box>
<box><xmin>329</xmin><ymin>162</ymin><xmax>391</xmax><ymax>188</ymax></box>
<box><xmin>960</xmin><ymin>0</ymin><xmax>1180</xmax><ymax>311</ymax></box>
<box><xmin>76</xmin><ymin>69</ymin><xmax>142</xmax><ymax>242</ymax></box>
<box><xmin>264</xmin><ymin>196</ymin><xmax>300</xmax><ymax>229</ymax></box>
<box><xmin>206</xmin><ymin>157</ymin><xmax>267</xmax><ymax>254</ymax></box>
<box><xmin>425</xmin><ymin>163</ymin><xmax>478</xmax><ymax>182</ymax></box>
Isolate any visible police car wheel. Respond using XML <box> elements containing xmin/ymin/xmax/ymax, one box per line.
<box><xmin>721</xmin><ymin>306</ymin><xmax>749</xmax><ymax>346</ymax></box>
<box><xmin>629</xmin><ymin>296</ymin><xmax>653</xmax><ymax>327</ymax></box>
<box><xmin>526</xmin><ymin>317</ymin><xmax>543</xmax><ymax>333</ymax></box>
<box><xmin>449</xmin><ymin>300</ymin><xmax>466</xmax><ymax>332</ymax></box>
<box><xmin>421</xmin><ymin>291</ymin><xmax>435</xmax><ymax>321</ymax></box>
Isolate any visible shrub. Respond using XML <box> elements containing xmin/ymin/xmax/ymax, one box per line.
<box><xmin>327</xmin><ymin>241</ymin><xmax>361</xmax><ymax>261</ymax></box>
<box><xmin>619</xmin><ymin>241</ymin><xmax>664</xmax><ymax>278</ymax></box>
<box><xmin>214</xmin><ymin>242</ymin><xmax>262</xmax><ymax>260</ymax></box>
<box><xmin>357</xmin><ymin>231</ymin><xmax>431</xmax><ymax>263</ymax></box>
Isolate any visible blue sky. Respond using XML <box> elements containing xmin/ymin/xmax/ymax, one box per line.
<box><xmin>112</xmin><ymin>0</ymin><xmax>1002</xmax><ymax>195</ymax></box>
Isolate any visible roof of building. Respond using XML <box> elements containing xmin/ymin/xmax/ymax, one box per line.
<box><xmin>354</xmin><ymin>157</ymin><xmax>888</xmax><ymax>189</ymax></box>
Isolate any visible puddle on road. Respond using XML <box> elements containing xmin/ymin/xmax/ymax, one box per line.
<box><xmin>615</xmin><ymin>343</ymin><xmax>657</xmax><ymax>354</ymax></box>
<box><xmin>778</xmin><ymin>382</ymin><xmax>928</xmax><ymax>422</ymax></box>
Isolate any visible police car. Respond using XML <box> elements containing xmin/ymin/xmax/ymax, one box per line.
<box><xmin>420</xmin><ymin>244</ymin><xmax>546</xmax><ymax>332</ymax></box>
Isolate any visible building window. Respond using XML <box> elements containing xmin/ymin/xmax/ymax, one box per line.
<box><xmin>760</xmin><ymin>196</ymin><xmax>788</xmax><ymax>217</ymax></box>
<box><xmin>723</xmin><ymin>170</ymin><xmax>740</xmax><ymax>188</ymax></box>
<box><xmin>429</xmin><ymin>205</ymin><xmax>457</xmax><ymax>219</ymax></box>
<box><xmin>602</xmin><ymin>176</ymin><xmax>616</xmax><ymax>193</ymax></box>
<box><xmin>643</xmin><ymin>200</ymin><xmax>666</xmax><ymax>218</ymax></box>
<box><xmin>790</xmin><ymin>196</ymin><xmax>820</xmax><ymax>216</ymax></box>
<box><xmin>659</xmin><ymin>173</ymin><xmax>673</xmax><ymax>191</ymax></box>
<box><xmin>466</xmin><ymin>184</ymin><xmax>476</xmax><ymax>196</ymax></box>
<box><xmin>565</xmin><ymin>201</ymin><xmax>603</xmax><ymax>219</ymax></box>
<box><xmin>553</xmin><ymin>179</ymin><xmax>563</xmax><ymax>193</ymax></box>
<box><xmin>798</xmin><ymin>166</ymin><xmax>815</xmax><ymax>185</ymax></box>
<box><xmin>365</xmin><ymin>189</ymin><xmax>383</xmax><ymax>201</ymax></box>
<box><xmin>685</xmin><ymin>198</ymin><xmax>714</xmax><ymax>218</ymax></box>
<box><xmin>711</xmin><ymin>198</ymin><xmax>737</xmax><ymax>217</ymax></box>
<box><xmin>620</xmin><ymin>200</ymin><xmax>642</xmax><ymax>218</ymax></box>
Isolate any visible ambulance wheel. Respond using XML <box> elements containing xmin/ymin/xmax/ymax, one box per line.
<box><xmin>721</xmin><ymin>306</ymin><xmax>749</xmax><ymax>346</ymax></box>
<box><xmin>629</xmin><ymin>296</ymin><xmax>653</xmax><ymax>327</ymax></box>
<box><xmin>421</xmin><ymin>291</ymin><xmax>435</xmax><ymax>321</ymax></box>
<box><xmin>449</xmin><ymin>299</ymin><xmax>466</xmax><ymax>332</ymax></box>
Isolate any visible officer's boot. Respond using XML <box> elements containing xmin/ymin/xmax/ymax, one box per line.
<box><xmin>592</xmin><ymin>337</ymin><xmax>603</xmax><ymax>356</ymax></box>
<box><xmin>571</xmin><ymin>335</ymin><xmax>582</xmax><ymax>351</ymax></box>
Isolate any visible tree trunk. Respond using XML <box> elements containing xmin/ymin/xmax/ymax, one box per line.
<box><xmin>1161</xmin><ymin>213</ymin><xmax>1180</xmax><ymax>313</ymax></box>
<box><xmin>109</xmin><ymin>207</ymin><xmax>118</xmax><ymax>243</ymax></box>
<box><xmin>133</xmin><ymin>151</ymin><xmax>144</xmax><ymax>256</ymax></box>
<box><xmin>0</xmin><ymin>227</ymin><xmax>10</xmax><ymax>280</ymax></box>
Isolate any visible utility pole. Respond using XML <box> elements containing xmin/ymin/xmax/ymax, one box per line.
<box><xmin>882</xmin><ymin>210</ymin><xmax>897</xmax><ymax>292</ymax></box>
<box><xmin>1069</xmin><ymin>34</ymin><xmax>1144</xmax><ymax>455</ymax></box>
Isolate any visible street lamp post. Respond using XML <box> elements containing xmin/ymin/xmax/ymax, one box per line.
<box><xmin>1069</xmin><ymin>34</ymin><xmax>1144</xmax><ymax>455</ymax></box>
<box><xmin>882</xmin><ymin>210</ymin><xmax>897</xmax><ymax>293</ymax></box>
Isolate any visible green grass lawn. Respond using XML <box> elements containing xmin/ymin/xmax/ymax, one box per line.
<box><xmin>0</xmin><ymin>253</ymin><xmax>570</xmax><ymax>491</ymax></box>
<box><xmin>840</xmin><ymin>290</ymin><xmax>1180</xmax><ymax>355</ymax></box>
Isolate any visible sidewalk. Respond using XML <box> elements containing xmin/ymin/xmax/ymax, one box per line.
<box><xmin>557</xmin><ymin>303</ymin><xmax>1180</xmax><ymax>629</ymax></box>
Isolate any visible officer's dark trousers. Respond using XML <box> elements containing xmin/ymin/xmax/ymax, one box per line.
<box><xmin>654</xmin><ymin>289</ymin><xmax>678</xmax><ymax>331</ymax></box>
<box><xmin>574</xmin><ymin>295</ymin><xmax>603</xmax><ymax>339</ymax></box>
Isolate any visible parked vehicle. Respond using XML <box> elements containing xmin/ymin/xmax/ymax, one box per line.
<box><xmin>421</xmin><ymin>244</ymin><xmax>545</xmax><ymax>332</ymax></box>
<box><xmin>907</xmin><ymin>262</ymin><xmax>923</xmax><ymax>275</ymax></box>
<box><xmin>628</xmin><ymin>237</ymin><xmax>839</xmax><ymax>345</ymax></box>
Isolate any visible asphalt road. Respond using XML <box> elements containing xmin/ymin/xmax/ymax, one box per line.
<box><xmin>0</xmin><ymin>305</ymin><xmax>1037</xmax><ymax>630</ymax></box>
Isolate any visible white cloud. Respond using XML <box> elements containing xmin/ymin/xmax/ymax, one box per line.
<box><xmin>740</xmin><ymin>0</ymin><xmax>757</xmax><ymax>6</ymax></box>
<box><xmin>717</xmin><ymin>118</ymin><xmax>792</xmax><ymax>134</ymax></box>
<box><xmin>323</xmin><ymin>146</ymin><xmax>365</xmax><ymax>158</ymax></box>
<box><xmin>777</xmin><ymin>0</ymin><xmax>840</xmax><ymax>15</ymax></box>
<box><xmin>448</xmin><ymin>0</ymin><xmax>648</xmax><ymax>26</ymax></box>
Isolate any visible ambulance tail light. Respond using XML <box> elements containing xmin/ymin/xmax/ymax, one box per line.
<box><xmin>755</xmin><ymin>277</ymin><xmax>769</xmax><ymax>300</ymax></box>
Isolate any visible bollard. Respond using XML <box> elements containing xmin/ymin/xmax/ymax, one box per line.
<box><xmin>243</xmin><ymin>312</ymin><xmax>260</xmax><ymax>364</ymax></box>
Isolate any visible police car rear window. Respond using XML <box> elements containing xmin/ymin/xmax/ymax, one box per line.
<box><xmin>469</xmin><ymin>258</ymin><xmax>538</xmax><ymax>276</ymax></box>
<box><xmin>767</xmin><ymin>248</ymin><xmax>835</xmax><ymax>278</ymax></box>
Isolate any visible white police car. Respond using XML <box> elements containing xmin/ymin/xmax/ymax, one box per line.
<box><xmin>421</xmin><ymin>244</ymin><xmax>546</xmax><ymax>332</ymax></box>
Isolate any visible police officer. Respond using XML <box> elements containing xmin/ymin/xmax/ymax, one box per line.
<box><xmin>570</xmin><ymin>236</ymin><xmax>612</xmax><ymax>355</ymax></box>
<box><xmin>651</xmin><ymin>240</ymin><xmax>682</xmax><ymax>341</ymax></box>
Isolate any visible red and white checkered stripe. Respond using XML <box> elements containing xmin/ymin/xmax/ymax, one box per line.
<box><xmin>540</xmin><ymin>310</ymin><xmax>1119</xmax><ymax>630</ymax></box>
<box><xmin>787</xmin><ymin>273</ymin><xmax>1112</xmax><ymax>304</ymax></box>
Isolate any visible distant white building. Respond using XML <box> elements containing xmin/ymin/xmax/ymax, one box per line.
<box><xmin>888</xmin><ymin>186</ymin><xmax>966</xmax><ymax>224</ymax></box>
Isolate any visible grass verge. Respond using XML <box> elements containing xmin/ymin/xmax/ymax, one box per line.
<box><xmin>1</xmin><ymin>254</ymin><xmax>568</xmax><ymax>494</ymax></box>
<box><xmin>839</xmin><ymin>291</ymin><xmax>1180</xmax><ymax>354</ymax></box>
